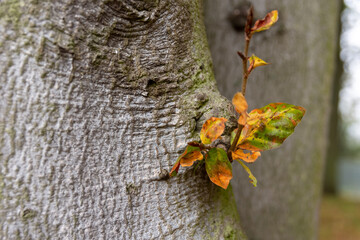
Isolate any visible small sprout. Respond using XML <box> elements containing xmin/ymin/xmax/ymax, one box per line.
<box><xmin>170</xmin><ymin>7</ymin><xmax>305</xmax><ymax>189</ymax></box>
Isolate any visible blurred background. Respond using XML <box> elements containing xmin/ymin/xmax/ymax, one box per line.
<box><xmin>205</xmin><ymin>0</ymin><xmax>359</xmax><ymax>238</ymax></box>
<box><xmin>320</xmin><ymin>0</ymin><xmax>360</xmax><ymax>239</ymax></box>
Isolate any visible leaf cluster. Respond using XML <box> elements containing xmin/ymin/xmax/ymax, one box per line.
<box><xmin>170</xmin><ymin>9</ymin><xmax>306</xmax><ymax>189</ymax></box>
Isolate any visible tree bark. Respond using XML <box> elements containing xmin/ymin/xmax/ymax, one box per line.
<box><xmin>0</xmin><ymin>0</ymin><xmax>246</xmax><ymax>239</ymax></box>
<box><xmin>204</xmin><ymin>0</ymin><xmax>341</xmax><ymax>239</ymax></box>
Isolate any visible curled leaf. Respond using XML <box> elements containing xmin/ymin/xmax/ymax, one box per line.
<box><xmin>169</xmin><ymin>161</ymin><xmax>181</xmax><ymax>177</ymax></box>
<box><xmin>248</xmin><ymin>54</ymin><xmax>269</xmax><ymax>73</ymax></box>
<box><xmin>238</xmin><ymin>103</ymin><xmax>306</xmax><ymax>151</ymax></box>
<box><xmin>232</xmin><ymin>92</ymin><xmax>248</xmax><ymax>114</ymax></box>
<box><xmin>232</xmin><ymin>149</ymin><xmax>261</xmax><ymax>163</ymax></box>
<box><xmin>169</xmin><ymin>144</ymin><xmax>203</xmax><ymax>177</ymax></box>
<box><xmin>251</xmin><ymin>10</ymin><xmax>278</xmax><ymax>33</ymax></box>
<box><xmin>200</xmin><ymin>117</ymin><xmax>227</xmax><ymax>145</ymax></box>
<box><xmin>205</xmin><ymin>148</ymin><xmax>233</xmax><ymax>189</ymax></box>
<box><xmin>235</xmin><ymin>159</ymin><xmax>257</xmax><ymax>187</ymax></box>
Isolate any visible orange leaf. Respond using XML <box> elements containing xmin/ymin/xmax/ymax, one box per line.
<box><xmin>200</xmin><ymin>117</ymin><xmax>227</xmax><ymax>145</ymax></box>
<box><xmin>180</xmin><ymin>150</ymin><xmax>203</xmax><ymax>167</ymax></box>
<box><xmin>232</xmin><ymin>92</ymin><xmax>248</xmax><ymax>114</ymax></box>
<box><xmin>170</xmin><ymin>144</ymin><xmax>203</xmax><ymax>177</ymax></box>
<box><xmin>232</xmin><ymin>149</ymin><xmax>261</xmax><ymax>163</ymax></box>
<box><xmin>238</xmin><ymin>113</ymin><xmax>249</xmax><ymax>125</ymax></box>
<box><xmin>205</xmin><ymin>148</ymin><xmax>232</xmax><ymax>189</ymax></box>
<box><xmin>169</xmin><ymin>161</ymin><xmax>181</xmax><ymax>177</ymax></box>
<box><xmin>251</xmin><ymin>10</ymin><xmax>278</xmax><ymax>33</ymax></box>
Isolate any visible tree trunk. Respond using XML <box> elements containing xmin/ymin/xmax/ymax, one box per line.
<box><xmin>323</xmin><ymin>1</ymin><xmax>344</xmax><ymax>194</ymax></box>
<box><xmin>0</xmin><ymin>1</ymin><xmax>246</xmax><ymax>239</ymax></box>
<box><xmin>204</xmin><ymin>0</ymin><xmax>341</xmax><ymax>240</ymax></box>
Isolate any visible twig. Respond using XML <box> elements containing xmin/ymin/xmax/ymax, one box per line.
<box><xmin>228</xmin><ymin>7</ymin><xmax>254</xmax><ymax>162</ymax></box>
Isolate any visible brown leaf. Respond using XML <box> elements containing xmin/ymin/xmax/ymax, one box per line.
<box><xmin>251</xmin><ymin>10</ymin><xmax>278</xmax><ymax>33</ymax></box>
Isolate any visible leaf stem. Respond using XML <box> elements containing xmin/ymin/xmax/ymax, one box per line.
<box><xmin>241</xmin><ymin>6</ymin><xmax>253</xmax><ymax>96</ymax></box>
<box><xmin>188</xmin><ymin>141</ymin><xmax>212</xmax><ymax>150</ymax></box>
<box><xmin>241</xmin><ymin>38</ymin><xmax>251</xmax><ymax>96</ymax></box>
<box><xmin>228</xmin><ymin>124</ymin><xmax>244</xmax><ymax>162</ymax></box>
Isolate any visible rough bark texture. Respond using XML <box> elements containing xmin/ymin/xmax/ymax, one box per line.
<box><xmin>0</xmin><ymin>0</ymin><xmax>246</xmax><ymax>239</ymax></box>
<box><xmin>204</xmin><ymin>0</ymin><xmax>341</xmax><ymax>240</ymax></box>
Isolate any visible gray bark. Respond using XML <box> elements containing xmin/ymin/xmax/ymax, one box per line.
<box><xmin>204</xmin><ymin>0</ymin><xmax>341</xmax><ymax>240</ymax></box>
<box><xmin>0</xmin><ymin>0</ymin><xmax>246</xmax><ymax>239</ymax></box>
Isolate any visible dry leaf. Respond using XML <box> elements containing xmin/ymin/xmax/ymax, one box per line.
<box><xmin>251</xmin><ymin>10</ymin><xmax>278</xmax><ymax>33</ymax></box>
<box><xmin>232</xmin><ymin>149</ymin><xmax>261</xmax><ymax>163</ymax></box>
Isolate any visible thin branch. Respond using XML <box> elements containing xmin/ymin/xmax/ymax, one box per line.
<box><xmin>241</xmin><ymin>38</ymin><xmax>251</xmax><ymax>96</ymax></box>
<box><xmin>228</xmin><ymin>7</ymin><xmax>254</xmax><ymax>162</ymax></box>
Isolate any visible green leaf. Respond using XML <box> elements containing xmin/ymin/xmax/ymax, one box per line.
<box><xmin>205</xmin><ymin>148</ymin><xmax>233</xmax><ymax>189</ymax></box>
<box><xmin>235</xmin><ymin>159</ymin><xmax>257</xmax><ymax>187</ymax></box>
<box><xmin>170</xmin><ymin>144</ymin><xmax>203</xmax><ymax>177</ymax></box>
<box><xmin>238</xmin><ymin>103</ymin><xmax>305</xmax><ymax>151</ymax></box>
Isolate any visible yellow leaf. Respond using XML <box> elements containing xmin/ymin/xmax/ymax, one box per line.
<box><xmin>248</xmin><ymin>55</ymin><xmax>269</xmax><ymax>71</ymax></box>
<box><xmin>235</xmin><ymin>159</ymin><xmax>257</xmax><ymax>187</ymax></box>
<box><xmin>200</xmin><ymin>117</ymin><xmax>227</xmax><ymax>145</ymax></box>
<box><xmin>232</xmin><ymin>92</ymin><xmax>248</xmax><ymax>114</ymax></box>
<box><xmin>251</xmin><ymin>10</ymin><xmax>278</xmax><ymax>33</ymax></box>
<box><xmin>232</xmin><ymin>149</ymin><xmax>261</xmax><ymax>163</ymax></box>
